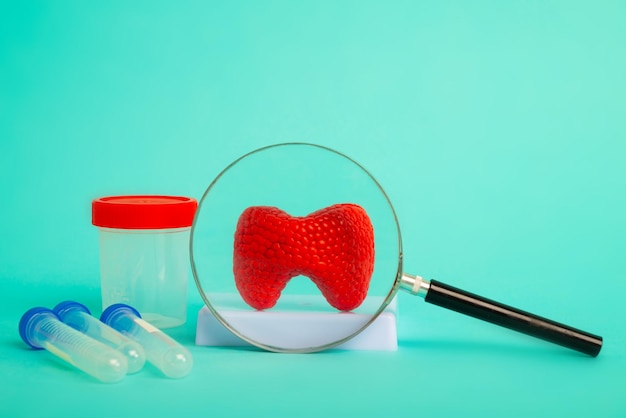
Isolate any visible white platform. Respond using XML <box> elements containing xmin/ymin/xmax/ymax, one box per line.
<box><xmin>195</xmin><ymin>295</ymin><xmax>398</xmax><ymax>351</ymax></box>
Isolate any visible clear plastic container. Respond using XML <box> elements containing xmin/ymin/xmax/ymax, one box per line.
<box><xmin>19</xmin><ymin>307</ymin><xmax>128</xmax><ymax>383</ymax></box>
<box><xmin>92</xmin><ymin>195</ymin><xmax>197</xmax><ymax>328</ymax></box>
<box><xmin>54</xmin><ymin>300</ymin><xmax>146</xmax><ymax>374</ymax></box>
<box><xmin>101</xmin><ymin>303</ymin><xmax>193</xmax><ymax>379</ymax></box>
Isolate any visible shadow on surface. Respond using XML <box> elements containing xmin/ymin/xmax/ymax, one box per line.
<box><xmin>399</xmin><ymin>336</ymin><xmax>590</xmax><ymax>358</ymax></box>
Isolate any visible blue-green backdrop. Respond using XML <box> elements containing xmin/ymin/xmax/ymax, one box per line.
<box><xmin>1</xmin><ymin>1</ymin><xmax>625</xmax><ymax>417</ymax></box>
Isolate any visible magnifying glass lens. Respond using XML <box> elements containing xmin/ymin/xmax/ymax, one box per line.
<box><xmin>191</xmin><ymin>144</ymin><xmax>402</xmax><ymax>352</ymax></box>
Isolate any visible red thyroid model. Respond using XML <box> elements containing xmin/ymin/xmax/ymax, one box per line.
<box><xmin>233</xmin><ymin>204</ymin><xmax>375</xmax><ymax>311</ymax></box>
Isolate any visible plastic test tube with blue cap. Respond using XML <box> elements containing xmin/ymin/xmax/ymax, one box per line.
<box><xmin>19</xmin><ymin>307</ymin><xmax>128</xmax><ymax>383</ymax></box>
<box><xmin>101</xmin><ymin>303</ymin><xmax>193</xmax><ymax>378</ymax></box>
<box><xmin>54</xmin><ymin>301</ymin><xmax>146</xmax><ymax>374</ymax></box>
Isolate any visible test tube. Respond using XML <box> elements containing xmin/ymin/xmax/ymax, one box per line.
<box><xmin>54</xmin><ymin>301</ymin><xmax>146</xmax><ymax>374</ymax></box>
<box><xmin>19</xmin><ymin>307</ymin><xmax>128</xmax><ymax>383</ymax></box>
<box><xmin>101</xmin><ymin>303</ymin><xmax>193</xmax><ymax>378</ymax></box>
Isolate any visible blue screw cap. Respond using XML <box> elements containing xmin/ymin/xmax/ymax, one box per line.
<box><xmin>19</xmin><ymin>307</ymin><xmax>58</xmax><ymax>349</ymax></box>
<box><xmin>100</xmin><ymin>303</ymin><xmax>141</xmax><ymax>326</ymax></box>
<box><xmin>53</xmin><ymin>300</ymin><xmax>91</xmax><ymax>321</ymax></box>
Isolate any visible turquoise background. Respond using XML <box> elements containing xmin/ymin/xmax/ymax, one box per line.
<box><xmin>1</xmin><ymin>1</ymin><xmax>625</xmax><ymax>417</ymax></box>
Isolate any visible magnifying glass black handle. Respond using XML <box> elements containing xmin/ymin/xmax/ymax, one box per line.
<box><xmin>401</xmin><ymin>275</ymin><xmax>603</xmax><ymax>357</ymax></box>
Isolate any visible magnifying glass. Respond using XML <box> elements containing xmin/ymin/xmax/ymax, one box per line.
<box><xmin>190</xmin><ymin>143</ymin><xmax>602</xmax><ymax>356</ymax></box>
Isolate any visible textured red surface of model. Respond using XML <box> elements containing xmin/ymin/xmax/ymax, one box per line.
<box><xmin>233</xmin><ymin>204</ymin><xmax>375</xmax><ymax>311</ymax></box>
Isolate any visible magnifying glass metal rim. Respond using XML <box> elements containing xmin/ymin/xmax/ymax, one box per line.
<box><xmin>190</xmin><ymin>142</ymin><xmax>404</xmax><ymax>353</ymax></box>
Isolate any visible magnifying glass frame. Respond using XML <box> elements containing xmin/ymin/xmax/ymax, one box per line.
<box><xmin>191</xmin><ymin>142</ymin><xmax>602</xmax><ymax>356</ymax></box>
<box><xmin>190</xmin><ymin>142</ymin><xmax>404</xmax><ymax>353</ymax></box>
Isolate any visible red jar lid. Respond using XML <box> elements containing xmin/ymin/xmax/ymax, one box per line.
<box><xmin>92</xmin><ymin>195</ymin><xmax>198</xmax><ymax>229</ymax></box>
